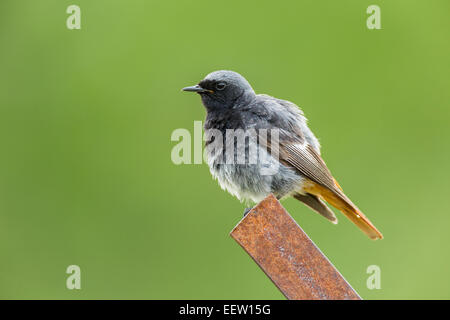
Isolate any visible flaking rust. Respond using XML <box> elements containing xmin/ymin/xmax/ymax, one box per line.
<box><xmin>230</xmin><ymin>194</ymin><xmax>361</xmax><ymax>300</ymax></box>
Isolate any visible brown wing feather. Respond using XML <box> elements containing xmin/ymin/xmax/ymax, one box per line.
<box><xmin>281</xmin><ymin>144</ymin><xmax>338</xmax><ymax>193</ymax></box>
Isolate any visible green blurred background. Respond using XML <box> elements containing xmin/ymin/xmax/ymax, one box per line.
<box><xmin>0</xmin><ymin>0</ymin><xmax>449</xmax><ymax>299</ymax></box>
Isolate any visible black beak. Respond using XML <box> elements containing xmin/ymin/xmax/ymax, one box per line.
<box><xmin>182</xmin><ymin>85</ymin><xmax>212</xmax><ymax>93</ymax></box>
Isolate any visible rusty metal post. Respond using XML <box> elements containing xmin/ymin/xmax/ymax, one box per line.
<box><xmin>230</xmin><ymin>194</ymin><xmax>361</xmax><ymax>300</ymax></box>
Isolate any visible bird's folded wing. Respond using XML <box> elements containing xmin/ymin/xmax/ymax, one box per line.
<box><xmin>280</xmin><ymin>143</ymin><xmax>338</xmax><ymax>192</ymax></box>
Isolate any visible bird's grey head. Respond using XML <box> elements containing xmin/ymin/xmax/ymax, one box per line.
<box><xmin>182</xmin><ymin>70</ymin><xmax>255</xmax><ymax>111</ymax></box>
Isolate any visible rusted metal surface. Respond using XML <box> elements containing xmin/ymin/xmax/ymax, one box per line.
<box><xmin>230</xmin><ymin>194</ymin><xmax>361</xmax><ymax>300</ymax></box>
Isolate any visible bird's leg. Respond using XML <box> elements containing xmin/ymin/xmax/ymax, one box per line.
<box><xmin>243</xmin><ymin>207</ymin><xmax>253</xmax><ymax>217</ymax></box>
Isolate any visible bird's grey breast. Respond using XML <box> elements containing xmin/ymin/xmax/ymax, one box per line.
<box><xmin>203</xmin><ymin>97</ymin><xmax>308</xmax><ymax>203</ymax></box>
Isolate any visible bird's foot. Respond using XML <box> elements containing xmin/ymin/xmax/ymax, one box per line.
<box><xmin>243</xmin><ymin>207</ymin><xmax>253</xmax><ymax>217</ymax></box>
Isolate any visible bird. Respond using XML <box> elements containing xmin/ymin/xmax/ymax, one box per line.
<box><xmin>182</xmin><ymin>70</ymin><xmax>383</xmax><ymax>240</ymax></box>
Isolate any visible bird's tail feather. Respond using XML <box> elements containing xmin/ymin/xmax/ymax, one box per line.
<box><xmin>302</xmin><ymin>180</ymin><xmax>383</xmax><ymax>240</ymax></box>
<box><xmin>293</xmin><ymin>193</ymin><xmax>337</xmax><ymax>224</ymax></box>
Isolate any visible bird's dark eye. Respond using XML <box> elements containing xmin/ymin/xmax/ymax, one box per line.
<box><xmin>216</xmin><ymin>82</ymin><xmax>226</xmax><ymax>90</ymax></box>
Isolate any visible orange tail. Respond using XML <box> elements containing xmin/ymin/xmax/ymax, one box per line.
<box><xmin>303</xmin><ymin>180</ymin><xmax>383</xmax><ymax>240</ymax></box>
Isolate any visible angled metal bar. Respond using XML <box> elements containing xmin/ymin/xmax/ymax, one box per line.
<box><xmin>230</xmin><ymin>194</ymin><xmax>361</xmax><ymax>300</ymax></box>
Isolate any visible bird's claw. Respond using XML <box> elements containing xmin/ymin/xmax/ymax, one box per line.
<box><xmin>243</xmin><ymin>207</ymin><xmax>253</xmax><ymax>217</ymax></box>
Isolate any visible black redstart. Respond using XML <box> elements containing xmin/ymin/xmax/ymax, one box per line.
<box><xmin>182</xmin><ymin>70</ymin><xmax>382</xmax><ymax>240</ymax></box>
